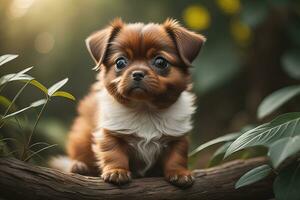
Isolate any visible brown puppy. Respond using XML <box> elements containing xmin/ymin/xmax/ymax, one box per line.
<box><xmin>50</xmin><ymin>18</ymin><xmax>205</xmax><ymax>188</ymax></box>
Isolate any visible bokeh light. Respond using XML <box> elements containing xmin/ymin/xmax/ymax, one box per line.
<box><xmin>216</xmin><ymin>0</ymin><xmax>241</xmax><ymax>15</ymax></box>
<box><xmin>34</xmin><ymin>32</ymin><xmax>55</xmax><ymax>54</ymax></box>
<box><xmin>230</xmin><ymin>19</ymin><xmax>252</xmax><ymax>46</ymax></box>
<box><xmin>183</xmin><ymin>5</ymin><xmax>211</xmax><ymax>30</ymax></box>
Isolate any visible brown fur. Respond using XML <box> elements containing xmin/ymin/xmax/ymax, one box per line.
<box><xmin>66</xmin><ymin>18</ymin><xmax>205</xmax><ymax>187</ymax></box>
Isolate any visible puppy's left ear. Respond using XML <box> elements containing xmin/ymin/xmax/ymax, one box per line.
<box><xmin>164</xmin><ymin>18</ymin><xmax>206</xmax><ymax>67</ymax></box>
<box><xmin>86</xmin><ymin>18</ymin><xmax>124</xmax><ymax>70</ymax></box>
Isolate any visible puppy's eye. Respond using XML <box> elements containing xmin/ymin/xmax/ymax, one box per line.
<box><xmin>115</xmin><ymin>57</ymin><xmax>128</xmax><ymax>71</ymax></box>
<box><xmin>153</xmin><ymin>56</ymin><xmax>168</xmax><ymax>69</ymax></box>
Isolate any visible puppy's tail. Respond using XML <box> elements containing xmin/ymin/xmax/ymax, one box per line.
<box><xmin>48</xmin><ymin>156</ymin><xmax>73</xmax><ymax>173</ymax></box>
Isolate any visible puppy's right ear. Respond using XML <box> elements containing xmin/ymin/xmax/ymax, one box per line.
<box><xmin>86</xmin><ymin>18</ymin><xmax>123</xmax><ymax>70</ymax></box>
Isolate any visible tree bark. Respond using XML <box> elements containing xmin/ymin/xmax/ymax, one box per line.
<box><xmin>0</xmin><ymin>157</ymin><xmax>273</xmax><ymax>200</ymax></box>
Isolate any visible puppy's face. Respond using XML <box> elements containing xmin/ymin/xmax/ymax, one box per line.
<box><xmin>86</xmin><ymin>19</ymin><xmax>205</xmax><ymax>108</ymax></box>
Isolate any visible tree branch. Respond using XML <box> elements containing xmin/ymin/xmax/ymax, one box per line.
<box><xmin>0</xmin><ymin>157</ymin><xmax>273</xmax><ymax>200</ymax></box>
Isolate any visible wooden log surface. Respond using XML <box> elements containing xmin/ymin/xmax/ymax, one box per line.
<box><xmin>0</xmin><ymin>157</ymin><xmax>273</xmax><ymax>200</ymax></box>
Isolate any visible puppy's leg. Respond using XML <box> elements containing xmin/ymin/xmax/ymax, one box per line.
<box><xmin>66</xmin><ymin>91</ymin><xmax>100</xmax><ymax>176</ymax></box>
<box><xmin>94</xmin><ymin>129</ymin><xmax>131</xmax><ymax>185</ymax></box>
<box><xmin>163</xmin><ymin>137</ymin><xmax>194</xmax><ymax>188</ymax></box>
<box><xmin>67</xmin><ymin>116</ymin><xmax>98</xmax><ymax>176</ymax></box>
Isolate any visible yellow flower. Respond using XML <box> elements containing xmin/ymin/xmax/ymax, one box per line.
<box><xmin>216</xmin><ymin>0</ymin><xmax>241</xmax><ymax>15</ymax></box>
<box><xmin>230</xmin><ymin>19</ymin><xmax>252</xmax><ymax>46</ymax></box>
<box><xmin>183</xmin><ymin>5</ymin><xmax>211</xmax><ymax>30</ymax></box>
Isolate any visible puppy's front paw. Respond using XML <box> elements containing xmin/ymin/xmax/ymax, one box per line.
<box><xmin>101</xmin><ymin>169</ymin><xmax>131</xmax><ymax>185</ymax></box>
<box><xmin>165</xmin><ymin>170</ymin><xmax>194</xmax><ymax>188</ymax></box>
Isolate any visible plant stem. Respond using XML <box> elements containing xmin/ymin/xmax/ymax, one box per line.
<box><xmin>24</xmin><ymin>144</ymin><xmax>57</xmax><ymax>162</ymax></box>
<box><xmin>21</xmin><ymin>97</ymin><xmax>49</xmax><ymax>161</ymax></box>
<box><xmin>0</xmin><ymin>81</ymin><xmax>31</xmax><ymax>127</ymax></box>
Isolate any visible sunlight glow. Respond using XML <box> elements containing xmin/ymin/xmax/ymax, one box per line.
<box><xmin>7</xmin><ymin>0</ymin><xmax>35</xmax><ymax>19</ymax></box>
<box><xmin>34</xmin><ymin>32</ymin><xmax>55</xmax><ymax>54</ymax></box>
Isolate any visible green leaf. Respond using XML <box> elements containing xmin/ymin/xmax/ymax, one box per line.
<box><xmin>274</xmin><ymin>162</ymin><xmax>300</xmax><ymax>200</ymax></box>
<box><xmin>257</xmin><ymin>85</ymin><xmax>300</xmax><ymax>119</ymax></box>
<box><xmin>2</xmin><ymin>99</ymin><xmax>47</xmax><ymax>119</ymax></box>
<box><xmin>48</xmin><ymin>78</ymin><xmax>68</xmax><ymax>96</ymax></box>
<box><xmin>235</xmin><ymin>164</ymin><xmax>272</xmax><ymax>189</ymax></box>
<box><xmin>30</xmin><ymin>99</ymin><xmax>47</xmax><ymax>107</ymax></box>
<box><xmin>0</xmin><ymin>96</ymin><xmax>12</xmax><ymax>108</ymax></box>
<box><xmin>0</xmin><ymin>74</ymin><xmax>33</xmax><ymax>85</ymax></box>
<box><xmin>268</xmin><ymin>136</ymin><xmax>300</xmax><ymax>169</ymax></box>
<box><xmin>209</xmin><ymin>142</ymin><xmax>232</xmax><ymax>166</ymax></box>
<box><xmin>13</xmin><ymin>66</ymin><xmax>33</xmax><ymax>75</ymax></box>
<box><xmin>282</xmin><ymin>51</ymin><xmax>300</xmax><ymax>80</ymax></box>
<box><xmin>0</xmin><ymin>67</ymin><xmax>34</xmax><ymax>85</ymax></box>
<box><xmin>213</xmin><ymin>142</ymin><xmax>232</xmax><ymax>158</ymax></box>
<box><xmin>0</xmin><ymin>54</ymin><xmax>18</xmax><ymax>66</ymax></box>
<box><xmin>189</xmin><ymin>132</ymin><xmax>240</xmax><ymax>157</ymax></box>
<box><xmin>0</xmin><ymin>96</ymin><xmax>17</xmax><ymax>112</ymax></box>
<box><xmin>0</xmin><ymin>66</ymin><xmax>47</xmax><ymax>95</ymax></box>
<box><xmin>52</xmin><ymin>91</ymin><xmax>75</xmax><ymax>101</ymax></box>
<box><xmin>29</xmin><ymin>80</ymin><xmax>48</xmax><ymax>94</ymax></box>
<box><xmin>225</xmin><ymin>112</ymin><xmax>300</xmax><ymax>158</ymax></box>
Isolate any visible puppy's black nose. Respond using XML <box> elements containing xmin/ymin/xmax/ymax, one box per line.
<box><xmin>132</xmin><ymin>70</ymin><xmax>145</xmax><ymax>81</ymax></box>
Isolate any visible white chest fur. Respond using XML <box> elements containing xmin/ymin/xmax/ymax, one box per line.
<box><xmin>94</xmin><ymin>89</ymin><xmax>196</xmax><ymax>175</ymax></box>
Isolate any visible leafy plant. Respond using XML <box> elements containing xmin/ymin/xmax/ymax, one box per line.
<box><xmin>189</xmin><ymin>125</ymin><xmax>256</xmax><ymax>166</ymax></box>
<box><xmin>191</xmin><ymin>54</ymin><xmax>300</xmax><ymax>200</ymax></box>
<box><xmin>268</xmin><ymin>136</ymin><xmax>300</xmax><ymax>169</ymax></box>
<box><xmin>273</xmin><ymin>162</ymin><xmax>300</xmax><ymax>200</ymax></box>
<box><xmin>224</xmin><ymin>112</ymin><xmax>300</xmax><ymax>158</ymax></box>
<box><xmin>235</xmin><ymin>164</ymin><xmax>272</xmax><ymax>189</ymax></box>
<box><xmin>257</xmin><ymin>86</ymin><xmax>300</xmax><ymax>119</ymax></box>
<box><xmin>0</xmin><ymin>54</ymin><xmax>75</xmax><ymax>162</ymax></box>
<box><xmin>228</xmin><ymin>85</ymin><xmax>300</xmax><ymax>200</ymax></box>
<box><xmin>188</xmin><ymin>132</ymin><xmax>240</xmax><ymax>157</ymax></box>
<box><xmin>0</xmin><ymin>54</ymin><xmax>18</xmax><ymax>66</ymax></box>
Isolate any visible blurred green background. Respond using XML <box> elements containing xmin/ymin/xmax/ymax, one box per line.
<box><xmin>1</xmin><ymin>0</ymin><xmax>300</xmax><ymax>167</ymax></box>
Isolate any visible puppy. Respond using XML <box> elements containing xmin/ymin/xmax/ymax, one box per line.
<box><xmin>50</xmin><ymin>18</ymin><xmax>205</xmax><ymax>188</ymax></box>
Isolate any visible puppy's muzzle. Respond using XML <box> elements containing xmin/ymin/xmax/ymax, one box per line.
<box><xmin>131</xmin><ymin>70</ymin><xmax>145</xmax><ymax>82</ymax></box>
